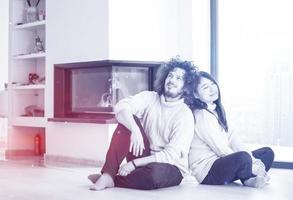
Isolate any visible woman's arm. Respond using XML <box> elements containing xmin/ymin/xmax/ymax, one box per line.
<box><xmin>195</xmin><ymin>110</ymin><xmax>234</xmax><ymax>157</ymax></box>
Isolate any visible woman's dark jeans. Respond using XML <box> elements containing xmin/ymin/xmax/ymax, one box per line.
<box><xmin>202</xmin><ymin>147</ymin><xmax>274</xmax><ymax>185</ymax></box>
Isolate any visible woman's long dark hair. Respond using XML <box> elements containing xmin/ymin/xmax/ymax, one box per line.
<box><xmin>192</xmin><ymin>71</ymin><xmax>229</xmax><ymax>132</ymax></box>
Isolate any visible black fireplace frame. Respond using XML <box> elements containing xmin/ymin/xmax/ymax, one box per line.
<box><xmin>49</xmin><ymin>60</ymin><xmax>161</xmax><ymax>123</ymax></box>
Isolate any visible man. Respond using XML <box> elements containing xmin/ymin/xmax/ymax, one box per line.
<box><xmin>89</xmin><ymin>58</ymin><xmax>196</xmax><ymax>190</ymax></box>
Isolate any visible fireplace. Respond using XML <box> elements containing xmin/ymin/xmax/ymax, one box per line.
<box><xmin>50</xmin><ymin>60</ymin><xmax>161</xmax><ymax>123</ymax></box>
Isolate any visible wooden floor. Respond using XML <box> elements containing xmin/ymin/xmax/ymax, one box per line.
<box><xmin>0</xmin><ymin>159</ymin><xmax>292</xmax><ymax>200</ymax></box>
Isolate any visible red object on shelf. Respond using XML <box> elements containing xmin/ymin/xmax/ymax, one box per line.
<box><xmin>34</xmin><ymin>134</ymin><xmax>41</xmax><ymax>155</ymax></box>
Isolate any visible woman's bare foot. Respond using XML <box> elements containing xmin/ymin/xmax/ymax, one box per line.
<box><xmin>89</xmin><ymin>173</ymin><xmax>114</xmax><ymax>191</ymax></box>
<box><xmin>244</xmin><ymin>176</ymin><xmax>266</xmax><ymax>188</ymax></box>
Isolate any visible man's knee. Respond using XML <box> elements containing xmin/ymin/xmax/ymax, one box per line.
<box><xmin>146</xmin><ymin>163</ymin><xmax>182</xmax><ymax>189</ymax></box>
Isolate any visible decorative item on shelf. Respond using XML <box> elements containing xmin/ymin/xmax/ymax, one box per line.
<box><xmin>26</xmin><ymin>0</ymin><xmax>40</xmax><ymax>23</ymax></box>
<box><xmin>28</xmin><ymin>73</ymin><xmax>39</xmax><ymax>84</ymax></box>
<box><xmin>22</xmin><ymin>105</ymin><xmax>44</xmax><ymax>117</ymax></box>
<box><xmin>34</xmin><ymin>134</ymin><xmax>42</xmax><ymax>155</ymax></box>
<box><xmin>98</xmin><ymin>93</ymin><xmax>112</xmax><ymax>107</ymax></box>
<box><xmin>34</xmin><ymin>35</ymin><xmax>45</xmax><ymax>53</ymax></box>
<box><xmin>98</xmin><ymin>78</ymin><xmax>113</xmax><ymax>107</ymax></box>
<box><xmin>38</xmin><ymin>9</ymin><xmax>45</xmax><ymax>21</ymax></box>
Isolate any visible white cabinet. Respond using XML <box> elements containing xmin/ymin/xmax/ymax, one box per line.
<box><xmin>7</xmin><ymin>0</ymin><xmax>46</xmax><ymax>157</ymax></box>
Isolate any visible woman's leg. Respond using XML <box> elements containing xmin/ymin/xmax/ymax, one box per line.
<box><xmin>114</xmin><ymin>162</ymin><xmax>183</xmax><ymax>190</ymax></box>
<box><xmin>202</xmin><ymin>151</ymin><xmax>253</xmax><ymax>185</ymax></box>
<box><xmin>252</xmin><ymin>147</ymin><xmax>275</xmax><ymax>171</ymax></box>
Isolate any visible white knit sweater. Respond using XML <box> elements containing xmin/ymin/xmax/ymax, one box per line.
<box><xmin>189</xmin><ymin>106</ymin><xmax>249</xmax><ymax>183</ymax></box>
<box><xmin>114</xmin><ymin>91</ymin><xmax>194</xmax><ymax>175</ymax></box>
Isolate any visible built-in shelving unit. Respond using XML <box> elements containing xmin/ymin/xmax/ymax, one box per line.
<box><xmin>7</xmin><ymin>0</ymin><xmax>46</xmax><ymax>158</ymax></box>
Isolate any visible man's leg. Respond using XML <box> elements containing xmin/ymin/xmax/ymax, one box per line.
<box><xmin>252</xmin><ymin>147</ymin><xmax>275</xmax><ymax>171</ymax></box>
<box><xmin>89</xmin><ymin>116</ymin><xmax>150</xmax><ymax>190</ymax></box>
<box><xmin>101</xmin><ymin>116</ymin><xmax>150</xmax><ymax>177</ymax></box>
<box><xmin>202</xmin><ymin>151</ymin><xmax>253</xmax><ymax>185</ymax></box>
<box><xmin>114</xmin><ymin>162</ymin><xmax>183</xmax><ymax>190</ymax></box>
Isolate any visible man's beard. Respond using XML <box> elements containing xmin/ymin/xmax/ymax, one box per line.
<box><xmin>164</xmin><ymin>90</ymin><xmax>184</xmax><ymax>99</ymax></box>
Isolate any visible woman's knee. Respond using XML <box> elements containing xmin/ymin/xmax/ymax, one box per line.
<box><xmin>261</xmin><ymin>147</ymin><xmax>275</xmax><ymax>171</ymax></box>
<box><xmin>263</xmin><ymin>147</ymin><xmax>275</xmax><ymax>161</ymax></box>
<box><xmin>234</xmin><ymin>151</ymin><xmax>252</xmax><ymax>166</ymax></box>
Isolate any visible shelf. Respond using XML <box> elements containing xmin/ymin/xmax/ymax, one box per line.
<box><xmin>48</xmin><ymin>116</ymin><xmax>117</xmax><ymax>124</ymax></box>
<box><xmin>12</xmin><ymin>84</ymin><xmax>45</xmax><ymax>90</ymax></box>
<box><xmin>11</xmin><ymin>116</ymin><xmax>47</xmax><ymax>128</ymax></box>
<box><xmin>13</xmin><ymin>52</ymin><xmax>46</xmax><ymax>60</ymax></box>
<box><xmin>14</xmin><ymin>20</ymin><xmax>46</xmax><ymax>30</ymax></box>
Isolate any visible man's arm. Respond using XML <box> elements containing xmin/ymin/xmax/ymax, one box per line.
<box><xmin>116</xmin><ymin>109</ymin><xmax>145</xmax><ymax>156</ymax></box>
<box><xmin>118</xmin><ymin>155</ymin><xmax>156</xmax><ymax>176</ymax></box>
<box><xmin>114</xmin><ymin>91</ymin><xmax>156</xmax><ymax>156</ymax></box>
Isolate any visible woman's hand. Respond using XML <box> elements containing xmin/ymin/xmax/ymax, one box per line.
<box><xmin>118</xmin><ymin>161</ymin><xmax>136</xmax><ymax>176</ymax></box>
<box><xmin>129</xmin><ymin>128</ymin><xmax>145</xmax><ymax>157</ymax></box>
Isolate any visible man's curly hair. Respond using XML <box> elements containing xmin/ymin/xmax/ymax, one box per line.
<box><xmin>154</xmin><ymin>57</ymin><xmax>197</xmax><ymax>106</ymax></box>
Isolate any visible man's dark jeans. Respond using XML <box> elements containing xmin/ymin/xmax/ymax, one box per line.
<box><xmin>101</xmin><ymin>116</ymin><xmax>183</xmax><ymax>190</ymax></box>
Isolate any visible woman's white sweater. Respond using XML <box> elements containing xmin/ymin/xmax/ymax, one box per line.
<box><xmin>188</xmin><ymin>105</ymin><xmax>249</xmax><ymax>183</ymax></box>
<box><xmin>115</xmin><ymin>91</ymin><xmax>195</xmax><ymax>175</ymax></box>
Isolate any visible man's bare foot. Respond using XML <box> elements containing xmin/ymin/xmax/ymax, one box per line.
<box><xmin>89</xmin><ymin>173</ymin><xmax>114</xmax><ymax>191</ymax></box>
<box><xmin>88</xmin><ymin>174</ymin><xmax>101</xmax><ymax>184</ymax></box>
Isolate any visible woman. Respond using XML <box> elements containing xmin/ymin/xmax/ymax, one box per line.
<box><xmin>188</xmin><ymin>71</ymin><xmax>274</xmax><ymax>188</ymax></box>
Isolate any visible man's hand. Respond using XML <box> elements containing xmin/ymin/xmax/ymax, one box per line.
<box><xmin>118</xmin><ymin>161</ymin><xmax>136</xmax><ymax>176</ymax></box>
<box><xmin>129</xmin><ymin>128</ymin><xmax>145</xmax><ymax>157</ymax></box>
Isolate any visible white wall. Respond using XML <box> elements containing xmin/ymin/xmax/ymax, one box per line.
<box><xmin>0</xmin><ymin>0</ymin><xmax>9</xmax><ymax>91</ymax></box>
<box><xmin>109</xmin><ymin>0</ymin><xmax>193</xmax><ymax>61</ymax></box>
<box><xmin>46</xmin><ymin>123</ymin><xmax>116</xmax><ymax>161</ymax></box>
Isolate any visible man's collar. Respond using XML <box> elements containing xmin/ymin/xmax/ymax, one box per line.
<box><xmin>160</xmin><ymin>95</ymin><xmax>184</xmax><ymax>107</ymax></box>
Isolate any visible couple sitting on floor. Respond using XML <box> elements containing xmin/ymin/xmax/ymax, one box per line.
<box><xmin>88</xmin><ymin>58</ymin><xmax>274</xmax><ymax>191</ymax></box>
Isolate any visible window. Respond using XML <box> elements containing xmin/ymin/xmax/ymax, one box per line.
<box><xmin>217</xmin><ymin>0</ymin><xmax>293</xmax><ymax>162</ymax></box>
